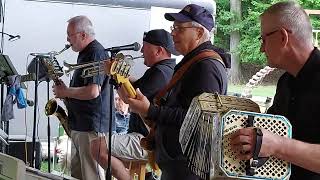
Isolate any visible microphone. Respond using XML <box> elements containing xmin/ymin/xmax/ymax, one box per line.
<box><xmin>8</xmin><ymin>35</ymin><xmax>20</xmax><ymax>42</ymax></box>
<box><xmin>105</xmin><ymin>42</ymin><xmax>140</xmax><ymax>52</ymax></box>
<box><xmin>26</xmin><ymin>99</ymin><xmax>34</xmax><ymax>107</ymax></box>
<box><xmin>56</xmin><ymin>44</ymin><xmax>71</xmax><ymax>55</ymax></box>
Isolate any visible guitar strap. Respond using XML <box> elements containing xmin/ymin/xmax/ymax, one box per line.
<box><xmin>154</xmin><ymin>50</ymin><xmax>223</xmax><ymax>105</ymax></box>
<box><xmin>140</xmin><ymin>50</ymin><xmax>222</xmax><ymax>172</ymax></box>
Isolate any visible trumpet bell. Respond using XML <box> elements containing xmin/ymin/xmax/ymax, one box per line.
<box><xmin>62</xmin><ymin>53</ymin><xmax>143</xmax><ymax>78</ymax></box>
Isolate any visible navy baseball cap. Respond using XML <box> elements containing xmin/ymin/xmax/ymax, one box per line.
<box><xmin>143</xmin><ymin>29</ymin><xmax>179</xmax><ymax>55</ymax></box>
<box><xmin>164</xmin><ymin>4</ymin><xmax>214</xmax><ymax>31</ymax></box>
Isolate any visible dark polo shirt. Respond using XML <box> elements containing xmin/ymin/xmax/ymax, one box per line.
<box><xmin>68</xmin><ymin>40</ymin><xmax>115</xmax><ymax>133</ymax></box>
<box><xmin>267</xmin><ymin>47</ymin><xmax>320</xmax><ymax>180</ymax></box>
<box><xmin>128</xmin><ymin>58</ymin><xmax>176</xmax><ymax>137</ymax></box>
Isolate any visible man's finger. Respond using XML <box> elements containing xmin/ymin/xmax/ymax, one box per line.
<box><xmin>118</xmin><ymin>86</ymin><xmax>129</xmax><ymax>103</ymax></box>
<box><xmin>231</xmin><ymin>128</ymin><xmax>255</xmax><ymax>138</ymax></box>
<box><xmin>104</xmin><ymin>60</ymin><xmax>112</xmax><ymax>74</ymax></box>
<box><xmin>241</xmin><ymin>144</ymin><xmax>253</xmax><ymax>153</ymax></box>
<box><xmin>135</xmin><ymin>88</ymin><xmax>144</xmax><ymax>100</ymax></box>
<box><xmin>237</xmin><ymin>153</ymin><xmax>252</xmax><ymax>160</ymax></box>
<box><xmin>231</xmin><ymin>134</ymin><xmax>254</xmax><ymax>146</ymax></box>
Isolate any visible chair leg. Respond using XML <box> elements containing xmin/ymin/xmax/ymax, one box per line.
<box><xmin>129</xmin><ymin>162</ymin><xmax>136</xmax><ymax>177</ymax></box>
<box><xmin>125</xmin><ymin>161</ymin><xmax>147</xmax><ymax>180</ymax></box>
<box><xmin>138</xmin><ymin>163</ymin><xmax>146</xmax><ymax>180</ymax></box>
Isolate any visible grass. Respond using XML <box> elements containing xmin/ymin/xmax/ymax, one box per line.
<box><xmin>41</xmin><ymin>160</ymin><xmax>48</xmax><ymax>172</ymax></box>
<box><xmin>228</xmin><ymin>84</ymin><xmax>276</xmax><ymax>98</ymax></box>
<box><xmin>41</xmin><ymin>159</ymin><xmax>63</xmax><ymax>173</ymax></box>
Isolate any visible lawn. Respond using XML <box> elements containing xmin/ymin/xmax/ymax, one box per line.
<box><xmin>41</xmin><ymin>160</ymin><xmax>63</xmax><ymax>173</ymax></box>
<box><xmin>228</xmin><ymin>84</ymin><xmax>276</xmax><ymax>98</ymax></box>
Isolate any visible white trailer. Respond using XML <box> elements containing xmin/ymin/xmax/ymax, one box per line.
<box><xmin>3</xmin><ymin>0</ymin><xmax>215</xmax><ymax>140</ymax></box>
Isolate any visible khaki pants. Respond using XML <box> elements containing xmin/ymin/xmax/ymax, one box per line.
<box><xmin>71</xmin><ymin>130</ymin><xmax>105</xmax><ymax>180</ymax></box>
<box><xmin>107</xmin><ymin>132</ymin><xmax>148</xmax><ymax>161</ymax></box>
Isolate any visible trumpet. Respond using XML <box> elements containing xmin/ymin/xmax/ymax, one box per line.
<box><xmin>63</xmin><ymin>53</ymin><xmax>143</xmax><ymax>78</ymax></box>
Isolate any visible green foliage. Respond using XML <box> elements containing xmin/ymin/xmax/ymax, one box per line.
<box><xmin>300</xmin><ymin>0</ymin><xmax>320</xmax><ymax>26</ymax></box>
<box><xmin>215</xmin><ymin>0</ymin><xmax>320</xmax><ymax>65</ymax></box>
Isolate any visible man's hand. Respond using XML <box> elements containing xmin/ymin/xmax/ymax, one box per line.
<box><xmin>230</xmin><ymin>128</ymin><xmax>280</xmax><ymax>160</ymax></box>
<box><xmin>52</xmin><ymin>79</ymin><xmax>69</xmax><ymax>98</ymax></box>
<box><xmin>104</xmin><ymin>59</ymin><xmax>112</xmax><ymax>75</ymax></box>
<box><xmin>127</xmin><ymin>88</ymin><xmax>150</xmax><ymax>118</ymax></box>
<box><xmin>117</xmin><ymin>86</ymin><xmax>129</xmax><ymax>104</ymax></box>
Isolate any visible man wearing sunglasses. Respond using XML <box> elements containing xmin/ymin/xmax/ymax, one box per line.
<box><xmin>231</xmin><ymin>1</ymin><xmax>320</xmax><ymax>179</ymax></box>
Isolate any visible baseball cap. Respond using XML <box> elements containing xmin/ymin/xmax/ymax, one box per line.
<box><xmin>143</xmin><ymin>29</ymin><xmax>178</xmax><ymax>55</ymax></box>
<box><xmin>164</xmin><ymin>4</ymin><xmax>214</xmax><ymax>31</ymax></box>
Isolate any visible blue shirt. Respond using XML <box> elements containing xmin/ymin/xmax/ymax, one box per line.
<box><xmin>115</xmin><ymin>111</ymin><xmax>130</xmax><ymax>134</ymax></box>
<box><xmin>67</xmin><ymin>40</ymin><xmax>115</xmax><ymax>133</ymax></box>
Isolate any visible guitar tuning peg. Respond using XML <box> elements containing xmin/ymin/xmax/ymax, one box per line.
<box><xmin>115</xmin><ymin>53</ymin><xmax>125</xmax><ymax>60</ymax></box>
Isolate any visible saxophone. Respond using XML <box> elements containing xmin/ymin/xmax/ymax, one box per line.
<box><xmin>42</xmin><ymin>44</ymin><xmax>71</xmax><ymax>137</ymax></box>
<box><xmin>45</xmin><ymin>99</ymin><xmax>70</xmax><ymax>137</ymax></box>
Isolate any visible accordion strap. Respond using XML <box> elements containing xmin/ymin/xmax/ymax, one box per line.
<box><xmin>247</xmin><ymin>128</ymin><xmax>269</xmax><ymax>176</ymax></box>
<box><xmin>245</xmin><ymin>116</ymin><xmax>268</xmax><ymax>176</ymax></box>
<box><xmin>154</xmin><ymin>50</ymin><xmax>222</xmax><ymax>105</ymax></box>
<box><xmin>251</xmin><ymin>128</ymin><xmax>263</xmax><ymax>166</ymax></box>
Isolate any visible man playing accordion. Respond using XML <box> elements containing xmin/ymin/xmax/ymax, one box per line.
<box><xmin>231</xmin><ymin>1</ymin><xmax>320</xmax><ymax>179</ymax></box>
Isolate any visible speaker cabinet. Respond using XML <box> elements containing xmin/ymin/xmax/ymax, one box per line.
<box><xmin>8</xmin><ymin>139</ymin><xmax>41</xmax><ymax>169</ymax></box>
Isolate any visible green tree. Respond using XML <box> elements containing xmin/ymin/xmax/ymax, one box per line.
<box><xmin>215</xmin><ymin>0</ymin><xmax>320</xmax><ymax>66</ymax></box>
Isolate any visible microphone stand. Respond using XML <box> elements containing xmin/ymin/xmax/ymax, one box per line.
<box><xmin>1</xmin><ymin>85</ymin><xmax>3</xmax><ymax>112</ymax></box>
<box><xmin>106</xmin><ymin>50</ymin><xmax>119</xmax><ymax>180</ymax></box>
<box><xmin>29</xmin><ymin>45</ymin><xmax>69</xmax><ymax>169</ymax></box>
<box><xmin>0</xmin><ymin>84</ymin><xmax>4</xmax><ymax>152</ymax></box>
<box><xmin>3</xmin><ymin>86</ymin><xmax>9</xmax><ymax>154</ymax></box>
<box><xmin>31</xmin><ymin>56</ymin><xmax>40</xmax><ymax>168</ymax></box>
<box><xmin>46</xmin><ymin>78</ymin><xmax>51</xmax><ymax>172</ymax></box>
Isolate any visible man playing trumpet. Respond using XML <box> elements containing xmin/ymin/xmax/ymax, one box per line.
<box><xmin>90</xmin><ymin>29</ymin><xmax>176</xmax><ymax>179</ymax></box>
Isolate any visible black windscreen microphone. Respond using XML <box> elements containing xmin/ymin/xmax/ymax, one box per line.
<box><xmin>105</xmin><ymin>42</ymin><xmax>140</xmax><ymax>52</ymax></box>
<box><xmin>8</xmin><ymin>35</ymin><xmax>21</xmax><ymax>42</ymax></box>
<box><xmin>26</xmin><ymin>99</ymin><xmax>34</xmax><ymax>106</ymax></box>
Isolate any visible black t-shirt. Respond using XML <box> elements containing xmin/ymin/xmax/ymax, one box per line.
<box><xmin>267</xmin><ymin>48</ymin><xmax>320</xmax><ymax>180</ymax></box>
<box><xmin>68</xmin><ymin>40</ymin><xmax>115</xmax><ymax>133</ymax></box>
<box><xmin>128</xmin><ymin>58</ymin><xmax>176</xmax><ymax>136</ymax></box>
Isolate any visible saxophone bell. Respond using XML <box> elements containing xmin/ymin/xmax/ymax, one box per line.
<box><xmin>45</xmin><ymin>98</ymin><xmax>71</xmax><ymax>137</ymax></box>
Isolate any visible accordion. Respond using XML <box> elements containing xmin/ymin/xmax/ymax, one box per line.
<box><xmin>179</xmin><ymin>93</ymin><xmax>292</xmax><ymax>180</ymax></box>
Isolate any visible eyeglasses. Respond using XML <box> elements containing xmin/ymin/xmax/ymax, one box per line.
<box><xmin>67</xmin><ymin>32</ymin><xmax>81</xmax><ymax>38</ymax></box>
<box><xmin>258</xmin><ymin>30</ymin><xmax>279</xmax><ymax>44</ymax></box>
<box><xmin>259</xmin><ymin>28</ymin><xmax>292</xmax><ymax>44</ymax></box>
<box><xmin>170</xmin><ymin>25</ymin><xmax>198</xmax><ymax>32</ymax></box>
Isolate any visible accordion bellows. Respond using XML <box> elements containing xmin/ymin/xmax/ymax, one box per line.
<box><xmin>179</xmin><ymin>93</ymin><xmax>292</xmax><ymax>180</ymax></box>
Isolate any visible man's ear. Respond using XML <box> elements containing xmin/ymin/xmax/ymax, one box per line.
<box><xmin>157</xmin><ymin>46</ymin><xmax>164</xmax><ymax>55</ymax></box>
<box><xmin>197</xmin><ymin>27</ymin><xmax>204</xmax><ymax>40</ymax></box>
<box><xmin>280</xmin><ymin>28</ymin><xmax>289</xmax><ymax>46</ymax></box>
<box><xmin>81</xmin><ymin>32</ymin><xmax>86</xmax><ymax>39</ymax></box>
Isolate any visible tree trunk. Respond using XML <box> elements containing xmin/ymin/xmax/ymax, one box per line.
<box><xmin>229</xmin><ymin>0</ymin><xmax>242</xmax><ymax>84</ymax></box>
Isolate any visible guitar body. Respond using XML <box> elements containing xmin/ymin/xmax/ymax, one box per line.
<box><xmin>140</xmin><ymin>123</ymin><xmax>160</xmax><ymax>171</ymax></box>
<box><xmin>140</xmin><ymin>125</ymin><xmax>155</xmax><ymax>151</ymax></box>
